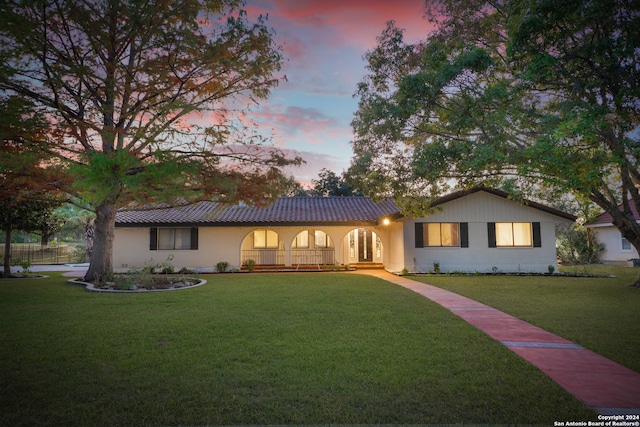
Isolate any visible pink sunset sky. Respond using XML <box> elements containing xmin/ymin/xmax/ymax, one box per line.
<box><xmin>241</xmin><ymin>0</ymin><xmax>435</xmax><ymax>187</ymax></box>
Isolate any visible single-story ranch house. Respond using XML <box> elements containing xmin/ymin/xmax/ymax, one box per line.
<box><xmin>585</xmin><ymin>204</ymin><xmax>640</xmax><ymax>266</ymax></box>
<box><xmin>114</xmin><ymin>187</ymin><xmax>576</xmax><ymax>273</ymax></box>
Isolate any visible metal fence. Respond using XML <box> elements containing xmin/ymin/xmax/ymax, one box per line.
<box><xmin>0</xmin><ymin>244</ymin><xmax>81</xmax><ymax>265</ymax></box>
<box><xmin>291</xmin><ymin>248</ymin><xmax>336</xmax><ymax>266</ymax></box>
<box><xmin>241</xmin><ymin>249</ymin><xmax>286</xmax><ymax>266</ymax></box>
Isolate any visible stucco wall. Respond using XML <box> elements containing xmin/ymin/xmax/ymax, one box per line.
<box><xmin>591</xmin><ymin>226</ymin><xmax>639</xmax><ymax>264</ymax></box>
<box><xmin>113</xmin><ymin>226</ymin><xmax>247</xmax><ymax>272</ymax></box>
<box><xmin>113</xmin><ymin>225</ymin><xmax>392</xmax><ymax>272</ymax></box>
<box><xmin>401</xmin><ymin>191</ymin><xmax>571</xmax><ymax>273</ymax></box>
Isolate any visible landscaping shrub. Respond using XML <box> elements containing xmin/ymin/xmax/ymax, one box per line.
<box><xmin>216</xmin><ymin>261</ymin><xmax>229</xmax><ymax>273</ymax></box>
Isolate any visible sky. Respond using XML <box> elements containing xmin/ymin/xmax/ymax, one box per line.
<box><xmin>239</xmin><ymin>0</ymin><xmax>436</xmax><ymax>187</ymax></box>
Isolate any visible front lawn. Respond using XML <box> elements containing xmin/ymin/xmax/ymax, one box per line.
<box><xmin>0</xmin><ymin>272</ymin><xmax>595</xmax><ymax>425</ymax></box>
<box><xmin>409</xmin><ymin>264</ymin><xmax>640</xmax><ymax>373</ymax></box>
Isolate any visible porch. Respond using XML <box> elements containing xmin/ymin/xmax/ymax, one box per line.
<box><xmin>241</xmin><ymin>248</ymin><xmax>336</xmax><ymax>268</ymax></box>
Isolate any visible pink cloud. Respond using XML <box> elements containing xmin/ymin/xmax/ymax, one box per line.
<box><xmin>251</xmin><ymin>105</ymin><xmax>341</xmax><ymax>141</ymax></box>
<box><xmin>249</xmin><ymin>0</ymin><xmax>433</xmax><ymax>49</ymax></box>
<box><xmin>280</xmin><ymin>147</ymin><xmax>352</xmax><ymax>187</ymax></box>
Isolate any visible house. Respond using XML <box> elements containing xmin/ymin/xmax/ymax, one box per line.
<box><xmin>585</xmin><ymin>204</ymin><xmax>640</xmax><ymax>265</ymax></box>
<box><xmin>113</xmin><ymin>187</ymin><xmax>575</xmax><ymax>273</ymax></box>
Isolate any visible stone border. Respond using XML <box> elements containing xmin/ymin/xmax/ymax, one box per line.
<box><xmin>68</xmin><ymin>277</ymin><xmax>207</xmax><ymax>293</ymax></box>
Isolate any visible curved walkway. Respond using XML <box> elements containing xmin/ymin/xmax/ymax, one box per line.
<box><xmin>357</xmin><ymin>270</ymin><xmax>640</xmax><ymax>416</ymax></box>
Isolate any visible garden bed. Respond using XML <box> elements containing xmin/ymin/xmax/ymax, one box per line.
<box><xmin>69</xmin><ymin>274</ymin><xmax>206</xmax><ymax>293</ymax></box>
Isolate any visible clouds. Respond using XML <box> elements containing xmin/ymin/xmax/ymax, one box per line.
<box><xmin>241</xmin><ymin>0</ymin><xmax>433</xmax><ymax>185</ymax></box>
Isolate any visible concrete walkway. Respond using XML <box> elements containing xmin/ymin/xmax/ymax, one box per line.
<box><xmin>357</xmin><ymin>269</ymin><xmax>640</xmax><ymax>416</ymax></box>
<box><xmin>4</xmin><ymin>263</ymin><xmax>89</xmax><ymax>274</ymax></box>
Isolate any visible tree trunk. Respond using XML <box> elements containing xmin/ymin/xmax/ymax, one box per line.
<box><xmin>3</xmin><ymin>226</ymin><xmax>11</xmax><ymax>276</ymax></box>
<box><xmin>617</xmin><ymin>227</ymin><xmax>640</xmax><ymax>287</ymax></box>
<box><xmin>83</xmin><ymin>203</ymin><xmax>116</xmax><ymax>283</ymax></box>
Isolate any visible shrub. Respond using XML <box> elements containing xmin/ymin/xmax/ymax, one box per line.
<box><xmin>243</xmin><ymin>259</ymin><xmax>256</xmax><ymax>272</ymax></box>
<box><xmin>11</xmin><ymin>257</ymin><xmax>31</xmax><ymax>274</ymax></box>
<box><xmin>216</xmin><ymin>261</ymin><xmax>229</xmax><ymax>273</ymax></box>
<box><xmin>158</xmin><ymin>255</ymin><xmax>175</xmax><ymax>274</ymax></box>
<box><xmin>72</xmin><ymin>245</ymin><xmax>87</xmax><ymax>263</ymax></box>
<box><xmin>556</xmin><ymin>223</ymin><xmax>604</xmax><ymax>265</ymax></box>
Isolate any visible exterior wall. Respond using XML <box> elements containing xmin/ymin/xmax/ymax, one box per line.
<box><xmin>113</xmin><ymin>224</ymin><xmax>393</xmax><ymax>272</ymax></box>
<box><xmin>113</xmin><ymin>191</ymin><xmax>570</xmax><ymax>274</ymax></box>
<box><xmin>590</xmin><ymin>225</ymin><xmax>639</xmax><ymax>265</ymax></box>
<box><xmin>383</xmin><ymin>221</ymin><xmax>405</xmax><ymax>273</ymax></box>
<box><xmin>401</xmin><ymin>191</ymin><xmax>571</xmax><ymax>273</ymax></box>
<box><xmin>114</xmin><ymin>226</ymin><xmax>248</xmax><ymax>272</ymax></box>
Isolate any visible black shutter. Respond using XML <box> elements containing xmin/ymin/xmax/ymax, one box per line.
<box><xmin>415</xmin><ymin>223</ymin><xmax>424</xmax><ymax>248</ymax></box>
<box><xmin>532</xmin><ymin>222</ymin><xmax>541</xmax><ymax>247</ymax></box>
<box><xmin>460</xmin><ymin>222</ymin><xmax>469</xmax><ymax>248</ymax></box>
<box><xmin>190</xmin><ymin>227</ymin><xmax>199</xmax><ymax>250</ymax></box>
<box><xmin>150</xmin><ymin>228</ymin><xmax>158</xmax><ymax>250</ymax></box>
<box><xmin>487</xmin><ymin>223</ymin><xmax>496</xmax><ymax>248</ymax></box>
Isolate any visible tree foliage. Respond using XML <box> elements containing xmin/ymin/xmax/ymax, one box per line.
<box><xmin>0</xmin><ymin>0</ymin><xmax>301</xmax><ymax>281</ymax></box>
<box><xmin>0</xmin><ymin>198</ymin><xmax>64</xmax><ymax>275</ymax></box>
<box><xmin>310</xmin><ymin>168</ymin><xmax>362</xmax><ymax>197</ymax></box>
<box><xmin>556</xmin><ymin>223</ymin><xmax>605</xmax><ymax>265</ymax></box>
<box><xmin>349</xmin><ymin>0</ymin><xmax>640</xmax><ymax>283</ymax></box>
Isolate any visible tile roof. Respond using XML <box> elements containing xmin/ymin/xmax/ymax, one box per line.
<box><xmin>115</xmin><ymin>197</ymin><xmax>401</xmax><ymax>226</ymax></box>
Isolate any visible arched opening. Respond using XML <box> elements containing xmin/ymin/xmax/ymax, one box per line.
<box><xmin>291</xmin><ymin>230</ymin><xmax>335</xmax><ymax>267</ymax></box>
<box><xmin>346</xmin><ymin>228</ymin><xmax>383</xmax><ymax>264</ymax></box>
<box><xmin>241</xmin><ymin>229</ymin><xmax>285</xmax><ymax>266</ymax></box>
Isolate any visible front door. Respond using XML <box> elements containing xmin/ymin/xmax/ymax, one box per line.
<box><xmin>358</xmin><ymin>229</ymin><xmax>373</xmax><ymax>262</ymax></box>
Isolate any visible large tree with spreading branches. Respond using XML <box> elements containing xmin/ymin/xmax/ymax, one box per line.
<box><xmin>0</xmin><ymin>0</ymin><xmax>301</xmax><ymax>282</ymax></box>
<box><xmin>349</xmin><ymin>0</ymin><xmax>640</xmax><ymax>284</ymax></box>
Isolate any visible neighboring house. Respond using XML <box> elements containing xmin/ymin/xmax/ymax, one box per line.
<box><xmin>585</xmin><ymin>204</ymin><xmax>640</xmax><ymax>265</ymax></box>
<box><xmin>113</xmin><ymin>187</ymin><xmax>575</xmax><ymax>273</ymax></box>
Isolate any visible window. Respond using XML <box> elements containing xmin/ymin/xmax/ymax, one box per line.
<box><xmin>415</xmin><ymin>223</ymin><xmax>468</xmax><ymax>248</ymax></box>
<box><xmin>622</xmin><ymin>237</ymin><xmax>632</xmax><ymax>251</ymax></box>
<box><xmin>253</xmin><ymin>229</ymin><xmax>279</xmax><ymax>248</ymax></box>
<box><xmin>424</xmin><ymin>223</ymin><xmax>460</xmax><ymax>247</ymax></box>
<box><xmin>349</xmin><ymin>230</ymin><xmax>356</xmax><ymax>258</ymax></box>
<box><xmin>488</xmin><ymin>222</ymin><xmax>541</xmax><ymax>247</ymax></box>
<box><xmin>150</xmin><ymin>228</ymin><xmax>198</xmax><ymax>250</ymax></box>
<box><xmin>314</xmin><ymin>230</ymin><xmax>333</xmax><ymax>248</ymax></box>
<box><xmin>292</xmin><ymin>231</ymin><xmax>309</xmax><ymax>248</ymax></box>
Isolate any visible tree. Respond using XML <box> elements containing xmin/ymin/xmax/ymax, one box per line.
<box><xmin>55</xmin><ymin>204</ymin><xmax>95</xmax><ymax>242</ymax></box>
<box><xmin>32</xmin><ymin>209</ymin><xmax>66</xmax><ymax>247</ymax></box>
<box><xmin>0</xmin><ymin>198</ymin><xmax>63</xmax><ymax>275</ymax></box>
<box><xmin>0</xmin><ymin>0</ymin><xmax>301</xmax><ymax>282</ymax></box>
<box><xmin>350</xmin><ymin>1</ymin><xmax>640</xmax><ymax>284</ymax></box>
<box><xmin>310</xmin><ymin>168</ymin><xmax>362</xmax><ymax>197</ymax></box>
<box><xmin>0</xmin><ymin>95</ymin><xmax>66</xmax><ymax>273</ymax></box>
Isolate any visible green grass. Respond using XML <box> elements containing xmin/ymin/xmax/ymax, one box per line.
<box><xmin>409</xmin><ymin>265</ymin><xmax>640</xmax><ymax>373</ymax></box>
<box><xmin>0</xmin><ymin>272</ymin><xmax>595</xmax><ymax>425</ymax></box>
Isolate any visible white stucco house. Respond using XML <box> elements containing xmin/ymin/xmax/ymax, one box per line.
<box><xmin>585</xmin><ymin>205</ymin><xmax>640</xmax><ymax>265</ymax></box>
<box><xmin>113</xmin><ymin>187</ymin><xmax>575</xmax><ymax>273</ymax></box>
